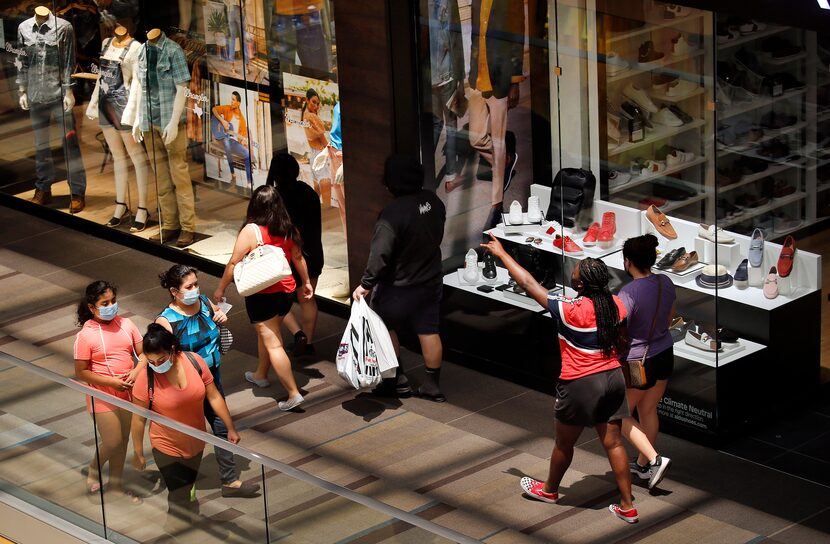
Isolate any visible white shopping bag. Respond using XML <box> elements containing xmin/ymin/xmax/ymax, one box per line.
<box><xmin>336</xmin><ymin>298</ymin><xmax>399</xmax><ymax>389</ymax></box>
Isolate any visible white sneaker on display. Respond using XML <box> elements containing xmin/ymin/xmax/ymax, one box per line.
<box><xmin>671</xmin><ymin>34</ymin><xmax>689</xmax><ymax>56</ymax></box>
<box><xmin>623</xmin><ymin>83</ymin><xmax>659</xmax><ymax>113</ymax></box>
<box><xmin>527</xmin><ymin>195</ymin><xmax>542</xmax><ymax>223</ymax></box>
<box><xmin>463</xmin><ymin>249</ymin><xmax>479</xmax><ymax>284</ymax></box>
<box><xmin>606</xmin><ymin>52</ymin><xmax>629</xmax><ymax>77</ymax></box>
<box><xmin>666</xmin><ymin>149</ymin><xmax>694</xmax><ymax>167</ymax></box>
<box><xmin>654</xmin><ymin>108</ymin><xmax>684</xmax><ymax>127</ymax></box>
<box><xmin>608</xmin><ymin>170</ymin><xmax>631</xmax><ymax>188</ymax></box>
<box><xmin>508</xmin><ymin>200</ymin><xmax>523</xmax><ymax>225</ymax></box>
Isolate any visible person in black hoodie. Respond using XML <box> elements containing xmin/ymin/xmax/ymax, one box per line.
<box><xmin>265</xmin><ymin>153</ymin><xmax>324</xmax><ymax>357</ymax></box>
<box><xmin>353</xmin><ymin>155</ymin><xmax>447</xmax><ymax>401</ymax></box>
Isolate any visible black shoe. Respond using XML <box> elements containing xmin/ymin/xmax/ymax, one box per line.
<box><xmin>482</xmin><ymin>252</ymin><xmax>497</xmax><ymax>280</ymax></box>
<box><xmin>131</xmin><ymin>207</ymin><xmax>149</xmax><ymax>232</ymax></box>
<box><xmin>371</xmin><ymin>374</ymin><xmax>412</xmax><ymax>397</ymax></box>
<box><xmin>477</xmin><ymin>155</ymin><xmax>493</xmax><ymax>181</ymax></box>
<box><xmin>656</xmin><ymin>247</ymin><xmax>685</xmax><ymax>269</ymax></box>
<box><xmin>292</xmin><ymin>331</ymin><xmax>308</xmax><ymax>357</ymax></box>
<box><xmin>503</xmin><ymin>151</ymin><xmax>518</xmax><ymax>192</ymax></box>
<box><xmin>221</xmin><ymin>482</ymin><xmax>261</xmax><ymax>498</ymax></box>
<box><xmin>415</xmin><ymin>385</ymin><xmax>446</xmax><ymax>403</ymax></box>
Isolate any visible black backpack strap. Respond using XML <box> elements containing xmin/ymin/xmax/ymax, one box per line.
<box><xmin>146</xmin><ymin>364</ymin><xmax>154</xmax><ymax>411</ymax></box>
<box><xmin>200</xmin><ymin>295</ymin><xmax>215</xmax><ymax>320</ymax></box>
<box><xmin>183</xmin><ymin>351</ymin><xmax>202</xmax><ymax>376</ymax></box>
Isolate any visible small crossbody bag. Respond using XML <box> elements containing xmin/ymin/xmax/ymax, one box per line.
<box><xmin>627</xmin><ymin>276</ymin><xmax>662</xmax><ymax>389</ymax></box>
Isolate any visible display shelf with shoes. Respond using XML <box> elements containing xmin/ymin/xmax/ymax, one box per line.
<box><xmin>609</xmin><ymin>156</ymin><xmax>707</xmax><ymax>194</ymax></box>
<box><xmin>607</xmin><ymin>49</ymin><xmax>706</xmax><ymax>84</ymax></box>
<box><xmin>650</xmin><ymin>84</ymin><xmax>705</xmax><ymax>103</ymax></box>
<box><xmin>762</xmin><ymin>51</ymin><xmax>807</xmax><ymax>66</ymax></box>
<box><xmin>672</xmin><ymin>335</ymin><xmax>764</xmax><ymax>368</ymax></box>
<box><xmin>717</xmin><ymin>121</ymin><xmax>807</xmax><ymax>158</ymax></box>
<box><xmin>719</xmin><ymin>89</ymin><xmax>806</xmax><ymax>121</ymax></box>
<box><xmin>716</xmin><ymin>162</ymin><xmax>798</xmax><ymax>194</ymax></box>
<box><xmin>607</xmin><ymin>12</ymin><xmax>705</xmax><ymax>45</ymax></box>
<box><xmin>717</xmin><ymin>25</ymin><xmax>787</xmax><ymax>51</ymax></box>
<box><xmin>662</xmin><ymin>192</ymin><xmax>708</xmax><ymax>212</ymax></box>
<box><xmin>719</xmin><ymin>191</ymin><xmax>806</xmax><ymax>228</ymax></box>
<box><xmin>609</xmin><ymin>119</ymin><xmax>706</xmax><ymax>155</ymax></box>
<box><xmin>443</xmin><ymin>267</ymin><xmax>548</xmax><ymax>313</ymax></box>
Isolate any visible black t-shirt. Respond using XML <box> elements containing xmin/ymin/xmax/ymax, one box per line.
<box><xmin>361</xmin><ymin>190</ymin><xmax>446</xmax><ymax>289</ymax></box>
<box><xmin>279</xmin><ymin>180</ymin><xmax>324</xmax><ymax>275</ymax></box>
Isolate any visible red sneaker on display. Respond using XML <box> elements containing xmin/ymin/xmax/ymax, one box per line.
<box><xmin>554</xmin><ymin>235</ymin><xmax>584</xmax><ymax>256</ymax></box>
<box><xmin>609</xmin><ymin>504</ymin><xmax>639</xmax><ymax>524</ymax></box>
<box><xmin>519</xmin><ymin>477</ymin><xmax>559</xmax><ymax>504</ymax></box>
<box><xmin>598</xmin><ymin>212</ymin><xmax>617</xmax><ymax>246</ymax></box>
<box><xmin>583</xmin><ymin>222</ymin><xmax>600</xmax><ymax>246</ymax></box>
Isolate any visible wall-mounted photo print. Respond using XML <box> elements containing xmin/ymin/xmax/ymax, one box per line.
<box><xmin>203</xmin><ymin>0</ymin><xmax>269</xmax><ymax>84</ymax></box>
<box><xmin>202</xmin><ymin>82</ymin><xmax>273</xmax><ymax>188</ymax></box>
<box><xmin>282</xmin><ymin>73</ymin><xmax>338</xmax><ymax>194</ymax></box>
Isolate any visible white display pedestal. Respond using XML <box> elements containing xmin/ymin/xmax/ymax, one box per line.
<box><xmin>693</xmin><ymin>237</ymin><xmax>742</xmax><ymax>267</ymax></box>
<box><xmin>748</xmin><ymin>264</ymin><xmax>764</xmax><ymax>288</ymax></box>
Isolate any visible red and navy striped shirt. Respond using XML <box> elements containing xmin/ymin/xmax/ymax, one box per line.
<box><xmin>548</xmin><ymin>294</ymin><xmax>627</xmax><ymax>380</ymax></box>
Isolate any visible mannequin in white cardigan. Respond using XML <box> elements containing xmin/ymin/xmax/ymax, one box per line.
<box><xmin>86</xmin><ymin>25</ymin><xmax>150</xmax><ymax>231</ymax></box>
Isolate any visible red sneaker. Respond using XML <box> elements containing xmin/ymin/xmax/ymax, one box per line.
<box><xmin>776</xmin><ymin>235</ymin><xmax>796</xmax><ymax>278</ymax></box>
<box><xmin>519</xmin><ymin>477</ymin><xmax>559</xmax><ymax>504</ymax></box>
<box><xmin>554</xmin><ymin>235</ymin><xmax>584</xmax><ymax>256</ymax></box>
<box><xmin>598</xmin><ymin>212</ymin><xmax>617</xmax><ymax>245</ymax></box>
<box><xmin>609</xmin><ymin>504</ymin><xmax>639</xmax><ymax>524</ymax></box>
<box><xmin>583</xmin><ymin>222</ymin><xmax>600</xmax><ymax>246</ymax></box>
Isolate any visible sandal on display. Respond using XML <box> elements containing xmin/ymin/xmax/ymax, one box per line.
<box><xmin>106</xmin><ymin>201</ymin><xmax>130</xmax><ymax>228</ymax></box>
<box><xmin>131</xmin><ymin>207</ymin><xmax>149</xmax><ymax>232</ymax></box>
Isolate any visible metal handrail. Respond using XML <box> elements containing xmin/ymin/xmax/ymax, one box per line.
<box><xmin>0</xmin><ymin>351</ymin><xmax>480</xmax><ymax>544</ymax></box>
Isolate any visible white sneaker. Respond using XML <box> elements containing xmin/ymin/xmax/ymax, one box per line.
<box><xmin>245</xmin><ymin>371</ymin><xmax>270</xmax><ymax>388</ymax></box>
<box><xmin>666</xmin><ymin>149</ymin><xmax>694</xmax><ymax>167</ymax></box>
<box><xmin>647</xmin><ymin>455</ymin><xmax>671</xmax><ymax>489</ymax></box>
<box><xmin>654</xmin><ymin>107</ymin><xmax>683</xmax><ymax>127</ymax></box>
<box><xmin>671</xmin><ymin>34</ymin><xmax>689</xmax><ymax>56</ymax></box>
<box><xmin>608</xmin><ymin>170</ymin><xmax>631</xmax><ymax>187</ymax></box>
<box><xmin>606</xmin><ymin>51</ymin><xmax>629</xmax><ymax>77</ymax></box>
<box><xmin>665</xmin><ymin>79</ymin><xmax>697</xmax><ymax>97</ymax></box>
<box><xmin>463</xmin><ymin>249</ymin><xmax>479</xmax><ymax>283</ymax></box>
<box><xmin>641</xmin><ymin>160</ymin><xmax>666</xmax><ymax>176</ymax></box>
<box><xmin>527</xmin><ymin>195</ymin><xmax>542</xmax><ymax>223</ymax></box>
<box><xmin>623</xmin><ymin>83</ymin><xmax>658</xmax><ymax>113</ymax></box>
<box><xmin>278</xmin><ymin>394</ymin><xmax>305</xmax><ymax>411</ymax></box>
<box><xmin>508</xmin><ymin>200</ymin><xmax>523</xmax><ymax>225</ymax></box>
<box><xmin>697</xmin><ymin>223</ymin><xmax>735</xmax><ymax>244</ymax></box>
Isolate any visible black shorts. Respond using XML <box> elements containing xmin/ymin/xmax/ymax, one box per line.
<box><xmin>629</xmin><ymin>346</ymin><xmax>674</xmax><ymax>391</ymax></box>
<box><xmin>245</xmin><ymin>291</ymin><xmax>293</xmax><ymax>323</ymax></box>
<box><xmin>370</xmin><ymin>282</ymin><xmax>442</xmax><ymax>335</ymax></box>
<box><xmin>555</xmin><ymin>368</ymin><xmax>630</xmax><ymax>427</ymax></box>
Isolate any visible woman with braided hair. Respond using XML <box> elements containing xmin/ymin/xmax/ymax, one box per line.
<box><xmin>481</xmin><ymin>235</ymin><xmax>638</xmax><ymax>524</ymax></box>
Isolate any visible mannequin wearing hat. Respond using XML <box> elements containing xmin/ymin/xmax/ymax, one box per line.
<box><xmin>16</xmin><ymin>5</ymin><xmax>87</xmax><ymax>212</ymax></box>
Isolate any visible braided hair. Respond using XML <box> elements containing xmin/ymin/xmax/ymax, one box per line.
<box><xmin>578</xmin><ymin>258</ymin><xmax>624</xmax><ymax>358</ymax></box>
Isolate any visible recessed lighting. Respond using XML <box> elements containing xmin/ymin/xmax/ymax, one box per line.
<box><xmin>819</xmin><ymin>0</ymin><xmax>830</xmax><ymax>10</ymax></box>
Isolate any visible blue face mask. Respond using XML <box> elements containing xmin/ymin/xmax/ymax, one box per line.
<box><xmin>149</xmin><ymin>358</ymin><xmax>173</xmax><ymax>374</ymax></box>
<box><xmin>180</xmin><ymin>288</ymin><xmax>200</xmax><ymax>306</ymax></box>
<box><xmin>98</xmin><ymin>302</ymin><xmax>119</xmax><ymax>321</ymax></box>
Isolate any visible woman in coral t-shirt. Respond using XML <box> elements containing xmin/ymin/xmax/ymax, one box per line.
<box><xmin>74</xmin><ymin>280</ymin><xmax>143</xmax><ymax>501</ymax></box>
<box><xmin>131</xmin><ymin>324</ymin><xmax>240</xmax><ymax>527</ymax></box>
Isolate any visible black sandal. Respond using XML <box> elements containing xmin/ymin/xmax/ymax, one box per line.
<box><xmin>106</xmin><ymin>201</ymin><xmax>130</xmax><ymax>227</ymax></box>
<box><xmin>131</xmin><ymin>207</ymin><xmax>149</xmax><ymax>232</ymax></box>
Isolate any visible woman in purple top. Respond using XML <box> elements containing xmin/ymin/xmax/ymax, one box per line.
<box><xmin>618</xmin><ymin>234</ymin><xmax>676</xmax><ymax>489</ymax></box>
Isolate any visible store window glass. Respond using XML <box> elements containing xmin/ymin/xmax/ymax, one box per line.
<box><xmin>0</xmin><ymin>0</ymin><xmax>348</xmax><ymax>303</ymax></box>
<box><xmin>418</xmin><ymin>0</ymin><xmax>826</xmax><ymax>436</ymax></box>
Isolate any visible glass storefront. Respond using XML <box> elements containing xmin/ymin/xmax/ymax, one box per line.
<box><xmin>418</xmin><ymin>0</ymin><xmax>827</xmax><ymax>438</ymax></box>
<box><xmin>0</xmin><ymin>0</ymin><xmax>349</xmax><ymax>302</ymax></box>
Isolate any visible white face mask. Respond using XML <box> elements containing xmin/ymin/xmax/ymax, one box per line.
<box><xmin>180</xmin><ymin>287</ymin><xmax>200</xmax><ymax>306</ymax></box>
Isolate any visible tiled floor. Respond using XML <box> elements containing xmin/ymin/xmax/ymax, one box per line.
<box><xmin>0</xmin><ymin>204</ymin><xmax>829</xmax><ymax>543</ymax></box>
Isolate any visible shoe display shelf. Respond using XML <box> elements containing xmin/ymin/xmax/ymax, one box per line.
<box><xmin>598</xmin><ymin>3</ymin><xmax>717</xmax><ymax>227</ymax></box>
<box><xmin>443</xmin><ymin>266</ymin><xmax>549</xmax><ymax>313</ymax></box>
<box><xmin>714</xmin><ymin>20</ymin><xmax>830</xmax><ymax>242</ymax></box>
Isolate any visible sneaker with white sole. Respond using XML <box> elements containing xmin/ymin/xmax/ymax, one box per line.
<box><xmin>654</xmin><ymin>107</ymin><xmax>683</xmax><ymax>127</ymax></box>
<box><xmin>245</xmin><ymin>371</ymin><xmax>270</xmax><ymax>388</ymax></box>
<box><xmin>278</xmin><ymin>394</ymin><xmax>305</xmax><ymax>411</ymax></box>
<box><xmin>508</xmin><ymin>200</ymin><xmax>523</xmax><ymax>225</ymax></box>
<box><xmin>623</xmin><ymin>83</ymin><xmax>658</xmax><ymax>113</ymax></box>
<box><xmin>609</xmin><ymin>504</ymin><xmax>639</xmax><ymax>524</ymax></box>
<box><xmin>527</xmin><ymin>195</ymin><xmax>542</xmax><ymax>223</ymax></box>
<box><xmin>647</xmin><ymin>454</ymin><xmax>671</xmax><ymax>489</ymax></box>
<box><xmin>630</xmin><ymin>459</ymin><xmax>651</xmax><ymax>480</ymax></box>
<box><xmin>519</xmin><ymin>477</ymin><xmax>559</xmax><ymax>504</ymax></box>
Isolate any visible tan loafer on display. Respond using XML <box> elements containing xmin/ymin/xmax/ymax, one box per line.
<box><xmin>150</xmin><ymin>229</ymin><xmax>181</xmax><ymax>244</ymax></box>
<box><xmin>31</xmin><ymin>189</ymin><xmax>52</xmax><ymax>206</ymax></box>
<box><xmin>69</xmin><ymin>195</ymin><xmax>85</xmax><ymax>213</ymax></box>
<box><xmin>176</xmin><ymin>230</ymin><xmax>196</xmax><ymax>248</ymax></box>
<box><xmin>646</xmin><ymin>205</ymin><xmax>677</xmax><ymax>239</ymax></box>
<box><xmin>671</xmin><ymin>250</ymin><xmax>699</xmax><ymax>272</ymax></box>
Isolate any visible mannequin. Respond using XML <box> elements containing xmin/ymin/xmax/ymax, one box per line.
<box><xmin>124</xmin><ymin>29</ymin><xmax>195</xmax><ymax>248</ymax></box>
<box><xmin>17</xmin><ymin>5</ymin><xmax>87</xmax><ymax>212</ymax></box>
<box><xmin>86</xmin><ymin>25</ymin><xmax>150</xmax><ymax>231</ymax></box>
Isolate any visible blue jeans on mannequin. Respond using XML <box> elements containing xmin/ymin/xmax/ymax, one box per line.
<box><xmin>31</xmin><ymin>99</ymin><xmax>87</xmax><ymax>196</ymax></box>
<box><xmin>227</xmin><ymin>4</ymin><xmax>242</xmax><ymax>62</ymax></box>
<box><xmin>223</xmin><ymin>138</ymin><xmax>252</xmax><ymax>184</ymax></box>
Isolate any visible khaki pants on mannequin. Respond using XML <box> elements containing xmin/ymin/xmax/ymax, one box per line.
<box><xmin>149</xmin><ymin>125</ymin><xmax>195</xmax><ymax>233</ymax></box>
<box><xmin>468</xmin><ymin>88</ymin><xmax>509</xmax><ymax>207</ymax></box>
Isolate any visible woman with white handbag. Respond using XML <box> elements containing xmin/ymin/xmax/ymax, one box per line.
<box><xmin>214</xmin><ymin>186</ymin><xmax>314</xmax><ymax>411</ymax></box>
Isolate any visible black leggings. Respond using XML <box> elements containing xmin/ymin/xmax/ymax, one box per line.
<box><xmin>153</xmin><ymin>448</ymin><xmax>203</xmax><ymax>517</ymax></box>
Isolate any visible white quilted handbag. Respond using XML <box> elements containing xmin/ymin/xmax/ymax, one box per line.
<box><xmin>233</xmin><ymin>224</ymin><xmax>292</xmax><ymax>297</ymax></box>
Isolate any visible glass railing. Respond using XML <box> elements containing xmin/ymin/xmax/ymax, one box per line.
<box><xmin>0</xmin><ymin>351</ymin><xmax>477</xmax><ymax>544</ymax></box>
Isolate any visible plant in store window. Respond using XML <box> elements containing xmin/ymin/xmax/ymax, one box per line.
<box><xmin>207</xmin><ymin>8</ymin><xmax>229</xmax><ymax>54</ymax></box>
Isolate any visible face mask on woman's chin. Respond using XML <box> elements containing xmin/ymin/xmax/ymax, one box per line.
<box><xmin>149</xmin><ymin>358</ymin><xmax>173</xmax><ymax>374</ymax></box>
<box><xmin>180</xmin><ymin>288</ymin><xmax>200</xmax><ymax>306</ymax></box>
<box><xmin>97</xmin><ymin>302</ymin><xmax>119</xmax><ymax>321</ymax></box>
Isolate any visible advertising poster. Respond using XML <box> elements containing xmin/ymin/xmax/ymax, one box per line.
<box><xmin>203</xmin><ymin>0</ymin><xmax>269</xmax><ymax>84</ymax></box>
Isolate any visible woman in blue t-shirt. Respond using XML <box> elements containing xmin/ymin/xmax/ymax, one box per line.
<box><xmin>618</xmin><ymin>235</ymin><xmax>677</xmax><ymax>490</ymax></box>
<box><xmin>155</xmin><ymin>265</ymin><xmax>259</xmax><ymax>498</ymax></box>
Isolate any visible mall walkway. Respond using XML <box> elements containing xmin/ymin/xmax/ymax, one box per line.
<box><xmin>0</xmin><ymin>204</ymin><xmax>828</xmax><ymax>543</ymax></box>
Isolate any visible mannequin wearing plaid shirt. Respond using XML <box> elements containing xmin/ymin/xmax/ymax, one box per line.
<box><xmin>125</xmin><ymin>30</ymin><xmax>195</xmax><ymax>248</ymax></box>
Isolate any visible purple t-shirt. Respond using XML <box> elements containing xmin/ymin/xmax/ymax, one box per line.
<box><xmin>618</xmin><ymin>274</ymin><xmax>676</xmax><ymax>361</ymax></box>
